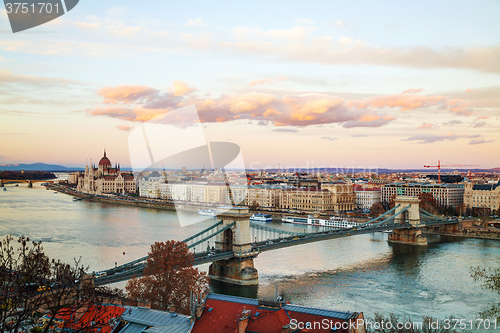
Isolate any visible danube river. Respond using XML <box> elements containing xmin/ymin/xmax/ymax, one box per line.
<box><xmin>1</xmin><ymin>184</ymin><xmax>499</xmax><ymax>325</ymax></box>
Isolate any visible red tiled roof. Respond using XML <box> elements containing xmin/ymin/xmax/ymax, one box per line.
<box><xmin>192</xmin><ymin>299</ymin><xmax>262</xmax><ymax>333</ymax></box>
<box><xmin>192</xmin><ymin>294</ymin><xmax>358</xmax><ymax>333</ymax></box>
<box><xmin>51</xmin><ymin>303</ymin><xmax>125</xmax><ymax>333</ymax></box>
<box><xmin>246</xmin><ymin>308</ymin><xmax>290</xmax><ymax>333</ymax></box>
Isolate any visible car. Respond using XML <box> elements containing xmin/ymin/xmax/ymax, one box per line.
<box><xmin>37</xmin><ymin>285</ymin><xmax>50</xmax><ymax>292</ymax></box>
<box><xmin>94</xmin><ymin>271</ymin><xmax>107</xmax><ymax>278</ymax></box>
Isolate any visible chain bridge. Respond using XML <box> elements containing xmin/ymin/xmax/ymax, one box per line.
<box><xmin>95</xmin><ymin>196</ymin><xmax>461</xmax><ymax>286</ymax></box>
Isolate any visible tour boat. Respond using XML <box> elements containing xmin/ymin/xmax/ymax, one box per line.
<box><xmin>3</xmin><ymin>188</ymin><xmax>6</xmax><ymax>191</ymax></box>
<box><xmin>282</xmin><ymin>215</ymin><xmax>357</xmax><ymax>229</ymax></box>
<box><xmin>250</xmin><ymin>213</ymin><xmax>273</xmax><ymax>222</ymax></box>
<box><xmin>198</xmin><ymin>209</ymin><xmax>219</xmax><ymax>217</ymax></box>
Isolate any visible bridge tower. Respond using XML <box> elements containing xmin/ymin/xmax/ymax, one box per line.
<box><xmin>209</xmin><ymin>207</ymin><xmax>259</xmax><ymax>285</ymax></box>
<box><xmin>388</xmin><ymin>196</ymin><xmax>428</xmax><ymax>246</ymax></box>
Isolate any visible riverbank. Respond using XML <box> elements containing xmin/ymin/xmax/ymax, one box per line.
<box><xmin>423</xmin><ymin>228</ymin><xmax>500</xmax><ymax>240</ymax></box>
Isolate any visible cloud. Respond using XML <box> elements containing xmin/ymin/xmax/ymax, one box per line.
<box><xmin>402</xmin><ymin>132</ymin><xmax>481</xmax><ymax>144</ymax></box>
<box><xmin>186</xmin><ymin>18</ymin><xmax>205</xmax><ymax>27</ymax></box>
<box><xmin>402</xmin><ymin>88</ymin><xmax>423</xmax><ymax>94</ymax></box>
<box><xmin>0</xmin><ymin>69</ymin><xmax>81</xmax><ymax>87</ymax></box>
<box><xmin>1</xmin><ymin>18</ymin><xmax>499</xmax><ymax>73</ymax></box>
<box><xmin>216</xmin><ymin>28</ymin><xmax>500</xmax><ymax>72</ymax></box>
<box><xmin>99</xmin><ymin>85</ymin><xmax>160</xmax><ymax>104</ymax></box>
<box><xmin>337</xmin><ymin>37</ymin><xmax>352</xmax><ymax>46</ymax></box>
<box><xmin>343</xmin><ymin>114</ymin><xmax>395</xmax><ymax>128</ymax></box>
<box><xmin>469</xmin><ymin>138</ymin><xmax>494</xmax><ymax>145</ymax></box>
<box><xmin>443</xmin><ymin>120</ymin><xmax>462</xmax><ymax>126</ymax></box>
<box><xmin>418</xmin><ymin>122</ymin><xmax>435</xmax><ymax>129</ymax></box>
<box><xmin>117</xmin><ymin>125</ymin><xmax>132</xmax><ymax>131</ymax></box>
<box><xmin>465</xmin><ymin>88</ymin><xmax>478</xmax><ymax>93</ymax></box>
<box><xmin>169</xmin><ymin>80</ymin><xmax>196</xmax><ymax>96</ymax></box>
<box><xmin>473</xmin><ymin>121</ymin><xmax>486</xmax><ymax>128</ymax></box>
<box><xmin>475</xmin><ymin>116</ymin><xmax>489</xmax><ymax>120</ymax></box>
<box><xmin>257</xmin><ymin>120</ymin><xmax>268</xmax><ymax>126</ymax></box>
<box><xmin>321</xmin><ymin>136</ymin><xmax>337</xmax><ymax>141</ymax></box>
<box><xmin>74</xmin><ymin>21</ymin><xmax>100</xmax><ymax>30</ymax></box>
<box><xmin>336</xmin><ymin>20</ymin><xmax>346</xmax><ymax>28</ymax></box>
<box><xmin>272</xmin><ymin>128</ymin><xmax>299</xmax><ymax>132</ymax></box>
<box><xmin>87</xmin><ymin>83</ymin><xmax>473</xmax><ymax>129</ymax></box>
<box><xmin>249</xmin><ymin>78</ymin><xmax>274</xmax><ymax>87</ymax></box>
<box><xmin>346</xmin><ymin>90</ymin><xmax>473</xmax><ymax>115</ymax></box>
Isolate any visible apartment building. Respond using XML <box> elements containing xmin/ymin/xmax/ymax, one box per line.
<box><xmin>279</xmin><ymin>188</ymin><xmax>334</xmax><ymax>212</ymax></box>
<box><xmin>464</xmin><ymin>180</ymin><xmax>500</xmax><ymax>211</ymax></box>
<box><xmin>381</xmin><ymin>182</ymin><xmax>465</xmax><ymax>207</ymax></box>
<box><xmin>321</xmin><ymin>181</ymin><xmax>356</xmax><ymax>212</ymax></box>
<box><xmin>353</xmin><ymin>185</ymin><xmax>381</xmax><ymax>209</ymax></box>
<box><xmin>246</xmin><ymin>184</ymin><xmax>286</xmax><ymax>208</ymax></box>
<box><xmin>204</xmin><ymin>183</ymin><xmax>227</xmax><ymax>204</ymax></box>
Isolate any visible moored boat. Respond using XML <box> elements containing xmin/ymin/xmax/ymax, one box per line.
<box><xmin>282</xmin><ymin>215</ymin><xmax>358</xmax><ymax>229</ymax></box>
<box><xmin>250</xmin><ymin>213</ymin><xmax>273</xmax><ymax>222</ymax></box>
<box><xmin>198</xmin><ymin>209</ymin><xmax>219</xmax><ymax>217</ymax></box>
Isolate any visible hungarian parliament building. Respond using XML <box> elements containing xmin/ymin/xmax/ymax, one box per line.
<box><xmin>75</xmin><ymin>150</ymin><xmax>136</xmax><ymax>195</ymax></box>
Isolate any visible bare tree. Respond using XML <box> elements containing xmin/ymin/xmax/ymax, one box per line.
<box><xmin>471</xmin><ymin>266</ymin><xmax>500</xmax><ymax>321</ymax></box>
<box><xmin>0</xmin><ymin>235</ymin><xmax>122</xmax><ymax>333</ymax></box>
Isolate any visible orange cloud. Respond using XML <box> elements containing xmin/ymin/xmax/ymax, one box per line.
<box><xmin>348</xmin><ymin>90</ymin><xmax>473</xmax><ymax>115</ymax></box>
<box><xmin>99</xmin><ymin>85</ymin><xmax>159</xmax><ymax>104</ymax></box>
<box><xmin>465</xmin><ymin>88</ymin><xmax>479</xmax><ymax>93</ymax></box>
<box><xmin>418</xmin><ymin>123</ymin><xmax>434</xmax><ymax>129</ymax></box>
<box><xmin>170</xmin><ymin>80</ymin><xmax>196</xmax><ymax>96</ymax></box>
<box><xmin>402</xmin><ymin>88</ymin><xmax>423</xmax><ymax>94</ymax></box>
<box><xmin>88</xmin><ymin>84</ymin><xmax>473</xmax><ymax>128</ymax></box>
<box><xmin>117</xmin><ymin>124</ymin><xmax>132</xmax><ymax>131</ymax></box>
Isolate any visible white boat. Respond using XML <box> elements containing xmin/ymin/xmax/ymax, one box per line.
<box><xmin>250</xmin><ymin>213</ymin><xmax>273</xmax><ymax>222</ymax></box>
<box><xmin>282</xmin><ymin>215</ymin><xmax>358</xmax><ymax>229</ymax></box>
<box><xmin>198</xmin><ymin>209</ymin><xmax>219</xmax><ymax>217</ymax></box>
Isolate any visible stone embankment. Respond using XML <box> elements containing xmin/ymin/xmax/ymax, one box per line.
<box><xmin>423</xmin><ymin>219</ymin><xmax>500</xmax><ymax>240</ymax></box>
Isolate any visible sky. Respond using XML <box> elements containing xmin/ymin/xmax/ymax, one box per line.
<box><xmin>0</xmin><ymin>0</ymin><xmax>499</xmax><ymax>170</ymax></box>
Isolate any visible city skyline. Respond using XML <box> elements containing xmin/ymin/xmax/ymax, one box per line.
<box><xmin>1</xmin><ymin>1</ymin><xmax>499</xmax><ymax>168</ymax></box>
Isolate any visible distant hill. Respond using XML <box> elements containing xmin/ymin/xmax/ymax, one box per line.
<box><xmin>0</xmin><ymin>163</ymin><xmax>84</xmax><ymax>172</ymax></box>
<box><xmin>258</xmin><ymin>167</ymin><xmax>500</xmax><ymax>174</ymax></box>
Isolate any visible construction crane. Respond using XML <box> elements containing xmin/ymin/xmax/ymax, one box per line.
<box><xmin>423</xmin><ymin>160</ymin><xmax>479</xmax><ymax>183</ymax></box>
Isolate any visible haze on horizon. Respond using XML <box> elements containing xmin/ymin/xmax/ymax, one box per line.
<box><xmin>0</xmin><ymin>0</ymin><xmax>499</xmax><ymax>169</ymax></box>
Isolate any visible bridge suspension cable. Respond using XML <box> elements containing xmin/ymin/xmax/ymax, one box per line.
<box><xmin>356</xmin><ymin>204</ymin><xmax>401</xmax><ymax>227</ymax></box>
<box><xmin>187</xmin><ymin>222</ymin><xmax>235</xmax><ymax>249</ymax></box>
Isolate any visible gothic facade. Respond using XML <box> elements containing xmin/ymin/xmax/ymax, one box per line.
<box><xmin>77</xmin><ymin>150</ymin><xmax>136</xmax><ymax>195</ymax></box>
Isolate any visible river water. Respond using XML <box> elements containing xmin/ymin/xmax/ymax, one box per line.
<box><xmin>1</xmin><ymin>184</ymin><xmax>499</xmax><ymax>327</ymax></box>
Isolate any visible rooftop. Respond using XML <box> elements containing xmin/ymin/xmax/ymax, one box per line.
<box><xmin>192</xmin><ymin>293</ymin><xmax>359</xmax><ymax>333</ymax></box>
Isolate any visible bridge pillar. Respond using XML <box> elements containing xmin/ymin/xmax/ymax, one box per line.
<box><xmin>388</xmin><ymin>196</ymin><xmax>428</xmax><ymax>246</ymax></box>
<box><xmin>28</xmin><ymin>180</ymin><xmax>33</xmax><ymax>188</ymax></box>
<box><xmin>209</xmin><ymin>207</ymin><xmax>259</xmax><ymax>285</ymax></box>
<box><xmin>0</xmin><ymin>181</ymin><xmax>3</xmax><ymax>187</ymax></box>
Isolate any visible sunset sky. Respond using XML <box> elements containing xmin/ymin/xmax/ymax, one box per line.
<box><xmin>1</xmin><ymin>0</ymin><xmax>499</xmax><ymax>170</ymax></box>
